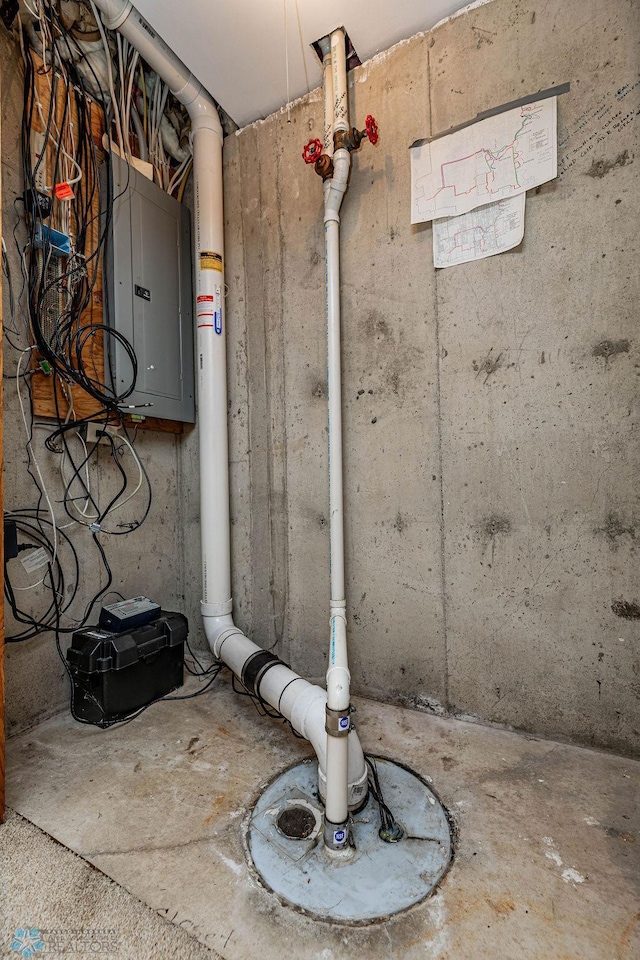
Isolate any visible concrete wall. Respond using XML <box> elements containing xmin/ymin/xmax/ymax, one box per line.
<box><xmin>222</xmin><ymin>0</ymin><xmax>640</xmax><ymax>755</ymax></box>
<box><xmin>1</xmin><ymin>30</ymin><xmax>193</xmax><ymax>734</ymax></box>
<box><xmin>2</xmin><ymin>0</ymin><xmax>638</xmax><ymax>756</ymax></box>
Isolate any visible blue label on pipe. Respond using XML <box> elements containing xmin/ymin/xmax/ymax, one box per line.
<box><xmin>214</xmin><ymin>311</ymin><xmax>222</xmax><ymax>335</ymax></box>
<box><xmin>334</xmin><ymin>829</ymin><xmax>346</xmax><ymax>844</ymax></box>
<box><xmin>339</xmin><ymin>717</ymin><xmax>350</xmax><ymax>731</ymax></box>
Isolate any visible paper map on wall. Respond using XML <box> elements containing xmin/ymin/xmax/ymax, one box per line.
<box><xmin>410</xmin><ymin>97</ymin><xmax>557</xmax><ymax>224</ymax></box>
<box><xmin>432</xmin><ymin>193</ymin><xmax>525</xmax><ymax>268</ymax></box>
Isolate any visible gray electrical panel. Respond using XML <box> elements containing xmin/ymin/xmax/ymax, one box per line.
<box><xmin>103</xmin><ymin>152</ymin><xmax>194</xmax><ymax>422</ymax></box>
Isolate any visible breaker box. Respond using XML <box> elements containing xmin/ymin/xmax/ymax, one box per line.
<box><xmin>102</xmin><ymin>152</ymin><xmax>195</xmax><ymax>422</ymax></box>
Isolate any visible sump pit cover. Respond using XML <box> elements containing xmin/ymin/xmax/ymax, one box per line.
<box><xmin>246</xmin><ymin>757</ymin><xmax>453</xmax><ymax>924</ymax></box>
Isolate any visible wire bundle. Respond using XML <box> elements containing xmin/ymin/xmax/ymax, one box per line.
<box><xmin>366</xmin><ymin>756</ymin><xmax>404</xmax><ymax>842</ymax></box>
<box><xmin>3</xmin><ymin>6</ymin><xmax>148</xmax><ymax>671</ymax></box>
<box><xmin>2</xmin><ymin>2</ymin><xmax>221</xmax><ymax>726</ymax></box>
<box><xmin>86</xmin><ymin>0</ymin><xmax>192</xmax><ymax>196</ymax></box>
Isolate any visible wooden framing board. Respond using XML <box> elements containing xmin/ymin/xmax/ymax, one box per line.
<box><xmin>28</xmin><ymin>52</ymin><xmax>182</xmax><ymax>435</ymax></box>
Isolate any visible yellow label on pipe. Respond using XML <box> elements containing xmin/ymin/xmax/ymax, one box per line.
<box><xmin>200</xmin><ymin>251</ymin><xmax>223</xmax><ymax>271</ymax></box>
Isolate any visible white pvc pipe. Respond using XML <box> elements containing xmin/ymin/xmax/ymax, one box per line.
<box><xmin>330</xmin><ymin>28</ymin><xmax>348</xmax><ymax>134</ymax></box>
<box><xmin>318</xmin><ymin>37</ymin><xmax>334</xmax><ymax>158</ymax></box>
<box><xmin>212</xmin><ymin>619</ymin><xmax>367</xmax><ymax>808</ymax></box>
<box><xmin>92</xmin><ymin>1</ymin><xmax>369</xmax><ymax>828</ymax></box>
<box><xmin>322</xmin><ymin>28</ymin><xmax>352</xmax><ymax>850</ymax></box>
<box><xmin>94</xmin><ymin>0</ymin><xmax>231</xmax><ymax>614</ymax></box>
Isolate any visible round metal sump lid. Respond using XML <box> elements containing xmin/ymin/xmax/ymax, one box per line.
<box><xmin>246</xmin><ymin>757</ymin><xmax>453</xmax><ymax>924</ymax></box>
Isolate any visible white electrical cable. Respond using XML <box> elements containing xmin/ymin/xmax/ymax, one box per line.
<box><xmin>58</xmin><ymin>429</ymin><xmax>98</xmax><ymax>526</ymax></box>
<box><xmin>116</xmin><ymin>32</ymin><xmax>129</xmax><ymax>158</ymax></box>
<box><xmin>123</xmin><ymin>50</ymin><xmax>140</xmax><ymax>157</ymax></box>
<box><xmin>107</xmin><ymin>433</ymin><xmax>143</xmax><ymax>512</ymax></box>
<box><xmin>58</xmin><ymin>424</ymin><xmax>144</xmax><ymax>525</ymax></box>
<box><xmin>90</xmin><ymin>0</ymin><xmax>124</xmax><ymax>151</ymax></box>
<box><xmin>55</xmin><ymin>383</ymin><xmax>99</xmax><ymax>527</ymax></box>
<box><xmin>29</xmin><ymin>44</ymin><xmax>84</xmax><ymax>195</ymax></box>
<box><xmin>167</xmin><ymin>152</ymin><xmax>191</xmax><ymax>194</ymax></box>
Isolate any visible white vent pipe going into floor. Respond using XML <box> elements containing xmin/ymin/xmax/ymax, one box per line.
<box><xmin>321</xmin><ymin>28</ymin><xmax>353</xmax><ymax>853</ymax></box>
<box><xmin>92</xmin><ymin>1</ymin><xmax>368</xmax><ymax>828</ymax></box>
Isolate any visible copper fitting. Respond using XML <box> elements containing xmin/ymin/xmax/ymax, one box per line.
<box><xmin>314</xmin><ymin>154</ymin><xmax>334</xmax><ymax>180</ymax></box>
<box><xmin>334</xmin><ymin>129</ymin><xmax>350</xmax><ymax>152</ymax></box>
<box><xmin>334</xmin><ymin>127</ymin><xmax>366</xmax><ymax>154</ymax></box>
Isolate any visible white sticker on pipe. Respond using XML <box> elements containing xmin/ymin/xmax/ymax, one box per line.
<box><xmin>196</xmin><ymin>286</ymin><xmax>222</xmax><ymax>334</ymax></box>
<box><xmin>214</xmin><ymin>284</ymin><xmax>222</xmax><ymax>334</ymax></box>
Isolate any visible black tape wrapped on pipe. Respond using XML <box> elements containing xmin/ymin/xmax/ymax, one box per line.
<box><xmin>241</xmin><ymin>649</ymin><xmax>283</xmax><ymax>699</ymax></box>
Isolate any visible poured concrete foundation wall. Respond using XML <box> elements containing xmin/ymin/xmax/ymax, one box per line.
<box><xmin>222</xmin><ymin>0</ymin><xmax>640</xmax><ymax>755</ymax></box>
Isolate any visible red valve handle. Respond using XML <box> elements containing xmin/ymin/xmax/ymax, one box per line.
<box><xmin>365</xmin><ymin>114</ymin><xmax>379</xmax><ymax>145</ymax></box>
<box><xmin>302</xmin><ymin>138</ymin><xmax>323</xmax><ymax>164</ymax></box>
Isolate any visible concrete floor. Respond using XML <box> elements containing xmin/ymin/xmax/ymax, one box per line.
<box><xmin>5</xmin><ymin>677</ymin><xmax>639</xmax><ymax>960</ymax></box>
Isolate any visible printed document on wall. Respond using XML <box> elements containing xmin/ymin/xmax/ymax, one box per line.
<box><xmin>433</xmin><ymin>194</ymin><xmax>525</xmax><ymax>268</ymax></box>
<box><xmin>411</xmin><ymin>97</ymin><xmax>557</xmax><ymax>224</ymax></box>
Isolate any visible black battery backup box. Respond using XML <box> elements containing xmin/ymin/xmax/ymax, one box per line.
<box><xmin>66</xmin><ymin>612</ymin><xmax>187</xmax><ymax>724</ymax></box>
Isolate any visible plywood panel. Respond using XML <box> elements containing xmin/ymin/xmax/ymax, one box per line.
<box><xmin>29</xmin><ymin>53</ymin><xmax>183</xmax><ymax>436</ymax></box>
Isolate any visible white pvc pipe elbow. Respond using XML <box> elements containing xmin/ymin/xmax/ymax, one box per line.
<box><xmin>204</xmin><ymin>615</ymin><xmax>368</xmax><ymax>810</ymax></box>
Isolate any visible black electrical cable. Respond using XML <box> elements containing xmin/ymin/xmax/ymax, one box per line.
<box><xmin>5</xmin><ymin>3</ymin><xmax>163</xmax><ymax>676</ymax></box>
<box><xmin>4</xmin><ymin>512</ymin><xmax>78</xmax><ymax>641</ymax></box>
<box><xmin>365</xmin><ymin>755</ymin><xmax>404</xmax><ymax>841</ymax></box>
<box><xmin>21</xmin><ymin>9</ymin><xmax>136</xmax><ymax>411</ymax></box>
<box><xmin>184</xmin><ymin>635</ymin><xmax>220</xmax><ymax>678</ymax></box>
<box><xmin>229</xmin><ymin>671</ymin><xmax>306</xmax><ymax>739</ymax></box>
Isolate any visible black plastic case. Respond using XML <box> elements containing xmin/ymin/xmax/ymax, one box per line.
<box><xmin>66</xmin><ymin>612</ymin><xmax>187</xmax><ymax>724</ymax></box>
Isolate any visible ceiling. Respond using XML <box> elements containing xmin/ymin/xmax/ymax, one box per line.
<box><xmin>134</xmin><ymin>0</ymin><xmax>475</xmax><ymax>128</ymax></box>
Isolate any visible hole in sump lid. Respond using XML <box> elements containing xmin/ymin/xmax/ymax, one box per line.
<box><xmin>276</xmin><ymin>805</ymin><xmax>317</xmax><ymax>840</ymax></box>
<box><xmin>311</xmin><ymin>29</ymin><xmax>361</xmax><ymax>72</ymax></box>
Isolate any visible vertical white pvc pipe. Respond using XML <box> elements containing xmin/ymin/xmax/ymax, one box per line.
<box><xmin>92</xmin><ymin>1</ymin><xmax>230</xmax><ymax>620</ymax></box>
<box><xmin>330</xmin><ymin>28</ymin><xmax>348</xmax><ymax>134</ymax></box>
<box><xmin>320</xmin><ymin>39</ymin><xmax>334</xmax><ymax>158</ymax></box>
<box><xmin>326</xmin><ymin>220</ymin><xmax>345</xmax><ymax>616</ymax></box>
<box><xmin>327</xmin><ymin>26</ymin><xmax>348</xmax><ymax>627</ymax></box>
<box><xmin>324</xmin><ymin>216</ymin><xmax>349</xmax><ymax>839</ymax></box>
<box><xmin>191</xmin><ymin>119</ymin><xmax>232</xmax><ymax>619</ymax></box>
<box><xmin>322</xmin><ymin>27</ymin><xmax>352</xmax><ymax>852</ymax></box>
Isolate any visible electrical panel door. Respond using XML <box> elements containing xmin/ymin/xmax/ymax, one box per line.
<box><xmin>103</xmin><ymin>152</ymin><xmax>194</xmax><ymax>422</ymax></box>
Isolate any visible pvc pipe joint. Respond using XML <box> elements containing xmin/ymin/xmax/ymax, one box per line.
<box><xmin>95</xmin><ymin>0</ymin><xmax>132</xmax><ymax>30</ymax></box>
